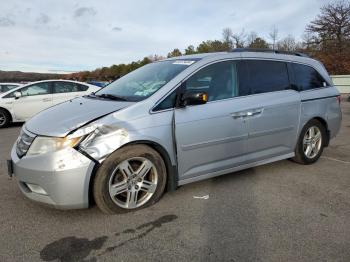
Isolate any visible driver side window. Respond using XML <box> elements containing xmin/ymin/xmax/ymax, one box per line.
<box><xmin>153</xmin><ymin>60</ymin><xmax>239</xmax><ymax>111</ymax></box>
<box><xmin>185</xmin><ymin>61</ymin><xmax>238</xmax><ymax>102</ymax></box>
<box><xmin>20</xmin><ymin>82</ymin><xmax>51</xmax><ymax>97</ymax></box>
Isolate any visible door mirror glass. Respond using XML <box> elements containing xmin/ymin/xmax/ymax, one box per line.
<box><xmin>181</xmin><ymin>91</ymin><xmax>208</xmax><ymax>106</ymax></box>
<box><xmin>14</xmin><ymin>91</ymin><xmax>22</xmax><ymax>99</ymax></box>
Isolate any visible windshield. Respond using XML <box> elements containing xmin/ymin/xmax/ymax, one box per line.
<box><xmin>95</xmin><ymin>60</ymin><xmax>197</xmax><ymax>101</ymax></box>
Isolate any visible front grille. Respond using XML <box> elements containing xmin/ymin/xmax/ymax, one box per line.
<box><xmin>16</xmin><ymin>128</ymin><xmax>36</xmax><ymax>158</ymax></box>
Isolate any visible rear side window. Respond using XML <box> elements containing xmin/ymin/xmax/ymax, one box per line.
<box><xmin>53</xmin><ymin>82</ymin><xmax>88</xmax><ymax>93</ymax></box>
<box><xmin>239</xmin><ymin>60</ymin><xmax>290</xmax><ymax>96</ymax></box>
<box><xmin>53</xmin><ymin>82</ymin><xmax>79</xmax><ymax>93</ymax></box>
<box><xmin>78</xmin><ymin>84</ymin><xmax>89</xmax><ymax>91</ymax></box>
<box><xmin>0</xmin><ymin>85</ymin><xmax>17</xmax><ymax>92</ymax></box>
<box><xmin>291</xmin><ymin>63</ymin><xmax>327</xmax><ymax>91</ymax></box>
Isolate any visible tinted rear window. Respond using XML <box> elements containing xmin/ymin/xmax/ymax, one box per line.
<box><xmin>238</xmin><ymin>60</ymin><xmax>290</xmax><ymax>96</ymax></box>
<box><xmin>292</xmin><ymin>63</ymin><xmax>327</xmax><ymax>91</ymax></box>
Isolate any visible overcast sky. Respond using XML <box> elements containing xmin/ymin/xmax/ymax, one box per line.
<box><xmin>0</xmin><ymin>0</ymin><xmax>330</xmax><ymax>73</ymax></box>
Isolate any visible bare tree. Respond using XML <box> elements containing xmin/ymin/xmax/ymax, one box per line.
<box><xmin>301</xmin><ymin>32</ymin><xmax>320</xmax><ymax>51</ymax></box>
<box><xmin>222</xmin><ymin>27</ymin><xmax>234</xmax><ymax>49</ymax></box>
<box><xmin>232</xmin><ymin>29</ymin><xmax>246</xmax><ymax>48</ymax></box>
<box><xmin>306</xmin><ymin>1</ymin><xmax>350</xmax><ymax>52</ymax></box>
<box><xmin>269</xmin><ymin>25</ymin><xmax>279</xmax><ymax>50</ymax></box>
<box><xmin>277</xmin><ymin>35</ymin><xmax>298</xmax><ymax>51</ymax></box>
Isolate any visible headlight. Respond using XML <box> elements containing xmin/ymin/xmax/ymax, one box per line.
<box><xmin>27</xmin><ymin>136</ymin><xmax>82</xmax><ymax>156</ymax></box>
<box><xmin>55</xmin><ymin>120</ymin><xmax>129</xmax><ymax>161</ymax></box>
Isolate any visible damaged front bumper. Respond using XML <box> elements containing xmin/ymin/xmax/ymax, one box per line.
<box><xmin>10</xmin><ymin>144</ymin><xmax>96</xmax><ymax>209</ymax></box>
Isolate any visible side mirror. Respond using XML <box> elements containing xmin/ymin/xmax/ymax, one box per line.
<box><xmin>14</xmin><ymin>91</ymin><xmax>22</xmax><ymax>99</ymax></box>
<box><xmin>181</xmin><ymin>91</ymin><xmax>208</xmax><ymax>106</ymax></box>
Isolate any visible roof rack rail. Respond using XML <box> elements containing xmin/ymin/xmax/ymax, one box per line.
<box><xmin>231</xmin><ymin>48</ymin><xmax>309</xmax><ymax>58</ymax></box>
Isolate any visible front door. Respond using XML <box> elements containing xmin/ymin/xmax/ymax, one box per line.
<box><xmin>174</xmin><ymin>60</ymin><xmax>248</xmax><ymax>182</ymax></box>
<box><xmin>13</xmin><ymin>82</ymin><xmax>53</xmax><ymax>121</ymax></box>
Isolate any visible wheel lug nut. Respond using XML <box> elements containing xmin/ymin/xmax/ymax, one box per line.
<box><xmin>128</xmin><ymin>186</ymin><xmax>131</xmax><ymax>190</ymax></box>
<box><xmin>138</xmin><ymin>178</ymin><xmax>142</xmax><ymax>182</ymax></box>
<box><xmin>135</xmin><ymin>185</ymin><xmax>139</xmax><ymax>190</ymax></box>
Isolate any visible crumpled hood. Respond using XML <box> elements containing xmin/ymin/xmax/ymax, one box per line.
<box><xmin>25</xmin><ymin>96</ymin><xmax>134</xmax><ymax>137</ymax></box>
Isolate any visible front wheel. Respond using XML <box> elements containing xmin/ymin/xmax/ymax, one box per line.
<box><xmin>292</xmin><ymin>119</ymin><xmax>326</xmax><ymax>165</ymax></box>
<box><xmin>0</xmin><ymin>109</ymin><xmax>11</xmax><ymax>128</ymax></box>
<box><xmin>93</xmin><ymin>144</ymin><xmax>167</xmax><ymax>214</ymax></box>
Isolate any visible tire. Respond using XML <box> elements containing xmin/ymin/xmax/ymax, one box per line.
<box><xmin>292</xmin><ymin>119</ymin><xmax>326</xmax><ymax>165</ymax></box>
<box><xmin>0</xmin><ymin>109</ymin><xmax>11</xmax><ymax>128</ymax></box>
<box><xmin>93</xmin><ymin>144</ymin><xmax>167</xmax><ymax>214</ymax></box>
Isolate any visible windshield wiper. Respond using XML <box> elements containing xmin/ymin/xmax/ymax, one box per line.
<box><xmin>95</xmin><ymin>94</ymin><xmax>128</xmax><ymax>101</ymax></box>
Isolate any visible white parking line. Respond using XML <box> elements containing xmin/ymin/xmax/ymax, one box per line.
<box><xmin>193</xmin><ymin>195</ymin><xmax>209</xmax><ymax>200</ymax></box>
<box><xmin>321</xmin><ymin>156</ymin><xmax>350</xmax><ymax>164</ymax></box>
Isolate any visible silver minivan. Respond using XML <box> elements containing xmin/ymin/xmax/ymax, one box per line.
<box><xmin>8</xmin><ymin>50</ymin><xmax>342</xmax><ymax>214</ymax></box>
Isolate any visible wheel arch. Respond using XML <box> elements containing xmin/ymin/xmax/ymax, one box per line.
<box><xmin>124</xmin><ymin>140</ymin><xmax>178</xmax><ymax>192</ymax></box>
<box><xmin>299</xmin><ymin>116</ymin><xmax>329</xmax><ymax>147</ymax></box>
<box><xmin>87</xmin><ymin>139</ymin><xmax>178</xmax><ymax>206</ymax></box>
<box><xmin>312</xmin><ymin>116</ymin><xmax>330</xmax><ymax>147</ymax></box>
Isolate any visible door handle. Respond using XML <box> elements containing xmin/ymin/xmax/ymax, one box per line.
<box><xmin>231</xmin><ymin>109</ymin><xmax>263</xmax><ymax>119</ymax></box>
<box><xmin>42</xmin><ymin>98</ymin><xmax>52</xmax><ymax>102</ymax></box>
<box><xmin>246</xmin><ymin>109</ymin><xmax>263</xmax><ymax>117</ymax></box>
<box><xmin>231</xmin><ymin>112</ymin><xmax>246</xmax><ymax>119</ymax></box>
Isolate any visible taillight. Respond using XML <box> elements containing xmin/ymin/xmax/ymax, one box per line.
<box><xmin>336</xmin><ymin>96</ymin><xmax>341</xmax><ymax>104</ymax></box>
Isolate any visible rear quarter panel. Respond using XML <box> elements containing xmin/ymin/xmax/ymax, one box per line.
<box><xmin>299</xmin><ymin>86</ymin><xmax>341</xmax><ymax>140</ymax></box>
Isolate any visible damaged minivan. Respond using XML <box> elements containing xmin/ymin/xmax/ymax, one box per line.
<box><xmin>8</xmin><ymin>50</ymin><xmax>342</xmax><ymax>214</ymax></box>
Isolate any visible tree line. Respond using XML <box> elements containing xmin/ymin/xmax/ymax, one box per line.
<box><xmin>0</xmin><ymin>70</ymin><xmax>63</xmax><ymax>83</ymax></box>
<box><xmin>67</xmin><ymin>1</ymin><xmax>350</xmax><ymax>82</ymax></box>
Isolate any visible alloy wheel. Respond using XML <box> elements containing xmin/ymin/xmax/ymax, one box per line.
<box><xmin>303</xmin><ymin>126</ymin><xmax>322</xmax><ymax>159</ymax></box>
<box><xmin>108</xmin><ymin>157</ymin><xmax>158</xmax><ymax>209</ymax></box>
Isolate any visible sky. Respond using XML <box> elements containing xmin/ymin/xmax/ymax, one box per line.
<box><xmin>0</xmin><ymin>0</ymin><xmax>331</xmax><ymax>73</ymax></box>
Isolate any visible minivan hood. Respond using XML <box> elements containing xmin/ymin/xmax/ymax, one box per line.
<box><xmin>25</xmin><ymin>96</ymin><xmax>134</xmax><ymax>137</ymax></box>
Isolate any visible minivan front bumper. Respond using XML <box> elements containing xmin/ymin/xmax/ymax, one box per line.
<box><xmin>10</xmin><ymin>145</ymin><xmax>95</xmax><ymax>209</ymax></box>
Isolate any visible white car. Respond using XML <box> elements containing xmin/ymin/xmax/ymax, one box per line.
<box><xmin>0</xmin><ymin>80</ymin><xmax>100</xmax><ymax>127</ymax></box>
<box><xmin>0</xmin><ymin>83</ymin><xmax>22</xmax><ymax>93</ymax></box>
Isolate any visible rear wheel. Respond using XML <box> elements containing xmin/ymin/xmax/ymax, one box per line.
<box><xmin>0</xmin><ymin>109</ymin><xmax>11</xmax><ymax>128</ymax></box>
<box><xmin>292</xmin><ymin>119</ymin><xmax>326</xmax><ymax>164</ymax></box>
<box><xmin>93</xmin><ymin>144</ymin><xmax>167</xmax><ymax>214</ymax></box>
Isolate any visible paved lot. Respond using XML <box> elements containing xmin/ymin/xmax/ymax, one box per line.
<box><xmin>0</xmin><ymin>97</ymin><xmax>349</xmax><ymax>262</ymax></box>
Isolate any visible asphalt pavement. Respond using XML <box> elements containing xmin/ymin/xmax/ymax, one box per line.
<box><xmin>0</xmin><ymin>98</ymin><xmax>349</xmax><ymax>262</ymax></box>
